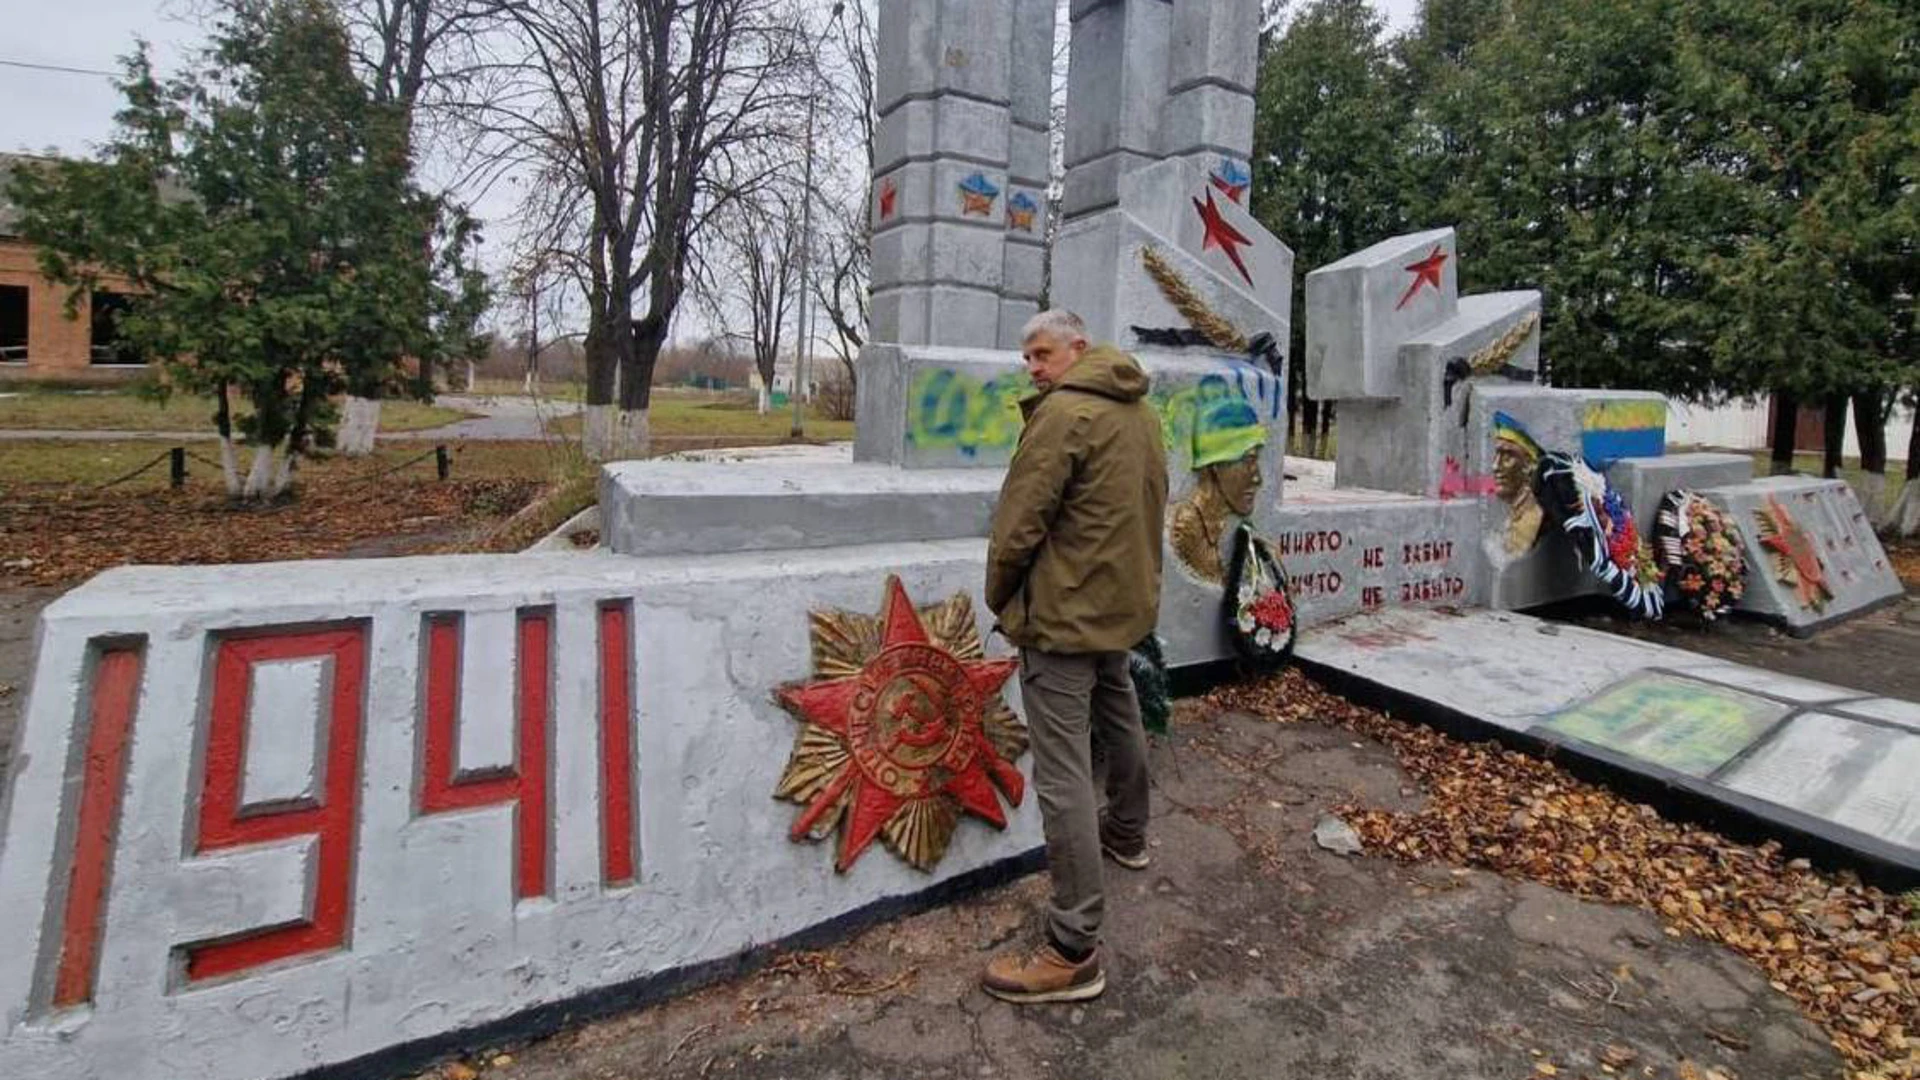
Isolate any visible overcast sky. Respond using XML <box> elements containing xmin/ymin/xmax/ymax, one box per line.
<box><xmin>0</xmin><ymin>0</ymin><xmax>1424</xmax><ymax>340</ymax></box>
<box><xmin>1</xmin><ymin>0</ymin><xmax>1424</xmax><ymax>161</ymax></box>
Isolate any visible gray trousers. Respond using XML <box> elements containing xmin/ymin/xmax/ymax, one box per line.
<box><xmin>1017</xmin><ymin>648</ymin><xmax>1151</xmax><ymax>954</ymax></box>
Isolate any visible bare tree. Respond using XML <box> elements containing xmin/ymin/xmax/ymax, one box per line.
<box><xmin>808</xmin><ymin>0</ymin><xmax>875</xmax><ymax>388</ymax></box>
<box><xmin>703</xmin><ymin>184</ymin><xmax>803</xmax><ymax>413</ymax></box>
<box><xmin>467</xmin><ymin>0</ymin><xmax>807</xmax><ymax>460</ymax></box>
<box><xmin>502</xmin><ymin>246</ymin><xmax>576</xmax><ymax>395</ymax></box>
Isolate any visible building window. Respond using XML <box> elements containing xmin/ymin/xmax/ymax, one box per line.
<box><xmin>89</xmin><ymin>290</ymin><xmax>146</xmax><ymax>365</ymax></box>
<box><xmin>0</xmin><ymin>285</ymin><xmax>25</xmax><ymax>363</ymax></box>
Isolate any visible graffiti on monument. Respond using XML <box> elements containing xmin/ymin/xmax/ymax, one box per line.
<box><xmin>906</xmin><ymin>361</ymin><xmax>1282</xmax><ymax>467</ymax></box>
<box><xmin>1490</xmin><ymin>412</ymin><xmax>1546</xmax><ymax>554</ymax></box>
<box><xmin>773</xmin><ymin>576</ymin><xmax>1028</xmax><ymax>873</ymax></box>
<box><xmin>1580</xmin><ymin>400</ymin><xmax>1666</xmax><ymax>465</ymax></box>
<box><xmin>878</xmin><ymin>177</ymin><xmax>897</xmax><ymax>221</ymax></box>
<box><xmin>1439</xmin><ymin>456</ymin><xmax>1498</xmax><ymax>499</ymax></box>
<box><xmin>906</xmin><ymin>368</ymin><xmax>1034</xmax><ymax>458</ymax></box>
<box><xmin>1535</xmin><ymin>672</ymin><xmax>1788</xmax><ymax>777</ymax></box>
<box><xmin>1755</xmin><ymin>495</ymin><xmax>1833</xmax><ymax>612</ymax></box>
<box><xmin>1209</xmin><ymin>157</ymin><xmax>1250</xmax><ymax>204</ymax></box>
<box><xmin>1158</xmin><ymin>367</ymin><xmax>1284</xmax><ymax>584</ymax></box>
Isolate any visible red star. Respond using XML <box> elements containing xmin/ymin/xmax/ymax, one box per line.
<box><xmin>775</xmin><ymin>577</ymin><xmax>1022</xmax><ymax>872</ymax></box>
<box><xmin>877</xmin><ymin>179</ymin><xmax>897</xmax><ymax>221</ymax></box>
<box><xmin>1192</xmin><ymin>190</ymin><xmax>1255</xmax><ymax>286</ymax></box>
<box><xmin>1395</xmin><ymin>245</ymin><xmax>1448</xmax><ymax>310</ymax></box>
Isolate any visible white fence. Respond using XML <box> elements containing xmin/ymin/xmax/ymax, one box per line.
<box><xmin>1667</xmin><ymin>398</ymin><xmax>1913</xmax><ymax>461</ymax></box>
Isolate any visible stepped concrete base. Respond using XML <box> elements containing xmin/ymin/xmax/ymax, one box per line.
<box><xmin>601</xmin><ymin>461</ymin><xmax>1004</xmax><ymax>555</ymax></box>
<box><xmin>1607</xmin><ymin>452</ymin><xmax>1754</xmax><ymax>535</ymax></box>
<box><xmin>1297</xmin><ymin>608</ymin><xmax>1919</xmax><ymax>885</ymax></box>
<box><xmin>1699</xmin><ymin>476</ymin><xmax>1904</xmax><ymax>634</ymax></box>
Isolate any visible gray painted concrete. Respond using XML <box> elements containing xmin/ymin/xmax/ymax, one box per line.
<box><xmin>0</xmin><ymin>544</ymin><xmax>1042</xmax><ymax>1080</ymax></box>
<box><xmin>1607</xmin><ymin>452</ymin><xmax>1754</xmax><ymax>538</ymax></box>
<box><xmin>1053</xmin><ymin>156</ymin><xmax>1292</xmax><ymax>356</ymax></box>
<box><xmin>1700</xmin><ymin>475</ymin><xmax>1905</xmax><ymax>632</ymax></box>
<box><xmin>1305</xmin><ymin>227</ymin><xmax>1459</xmax><ymax>401</ymax></box>
<box><xmin>870</xmin><ymin>0</ymin><xmax>1055</xmax><ymax>348</ymax></box>
<box><xmin>1332</xmin><ymin>290</ymin><xmax>1541</xmax><ymax>498</ymax></box>
<box><xmin>600</xmin><ymin>461</ymin><xmax>1006</xmax><ymax>555</ymax></box>
<box><xmin>1271</xmin><ymin>491</ymin><xmax>1484</xmax><ymax>625</ymax></box>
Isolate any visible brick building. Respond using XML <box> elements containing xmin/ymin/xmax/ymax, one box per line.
<box><xmin>0</xmin><ymin>153</ymin><xmax>148</xmax><ymax>384</ymax></box>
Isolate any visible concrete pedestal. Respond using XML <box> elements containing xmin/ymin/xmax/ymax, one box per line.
<box><xmin>1700</xmin><ymin>475</ymin><xmax>1905</xmax><ymax>633</ymax></box>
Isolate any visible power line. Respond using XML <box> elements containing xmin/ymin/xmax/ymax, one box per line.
<box><xmin>0</xmin><ymin>58</ymin><xmax>118</xmax><ymax>78</ymax></box>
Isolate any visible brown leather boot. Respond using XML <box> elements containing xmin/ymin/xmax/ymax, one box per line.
<box><xmin>980</xmin><ymin>942</ymin><xmax>1106</xmax><ymax>1004</ymax></box>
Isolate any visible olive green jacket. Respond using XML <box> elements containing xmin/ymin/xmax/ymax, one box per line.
<box><xmin>986</xmin><ymin>345</ymin><xmax>1169</xmax><ymax>653</ymax></box>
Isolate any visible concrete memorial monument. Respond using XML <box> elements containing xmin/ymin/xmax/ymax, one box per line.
<box><xmin>2</xmin><ymin>2</ymin><xmax>1912</xmax><ymax>1078</ymax></box>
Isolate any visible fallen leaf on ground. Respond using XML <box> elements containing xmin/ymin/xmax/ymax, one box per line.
<box><xmin>1210</xmin><ymin>671</ymin><xmax>1920</xmax><ymax>1080</ymax></box>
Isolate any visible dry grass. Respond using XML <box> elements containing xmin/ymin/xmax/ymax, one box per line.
<box><xmin>0</xmin><ymin>438</ymin><xmax>575</xmax><ymax>492</ymax></box>
<box><xmin>0</xmin><ymin>389</ymin><xmax>473</xmax><ymax>433</ymax></box>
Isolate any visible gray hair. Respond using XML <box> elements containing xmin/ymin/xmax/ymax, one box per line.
<box><xmin>1020</xmin><ymin>308</ymin><xmax>1088</xmax><ymax>345</ymax></box>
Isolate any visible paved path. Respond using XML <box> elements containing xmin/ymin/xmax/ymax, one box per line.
<box><xmin>405</xmin><ymin>705</ymin><xmax>1839</xmax><ymax>1080</ymax></box>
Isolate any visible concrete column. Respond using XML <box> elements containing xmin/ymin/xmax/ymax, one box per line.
<box><xmin>1060</xmin><ymin>0</ymin><xmax>1172</xmax><ymax>222</ymax></box>
<box><xmin>998</xmin><ymin>0</ymin><xmax>1056</xmax><ymax>347</ymax></box>
<box><xmin>1161</xmin><ymin>0</ymin><xmax>1259</xmax><ymax>197</ymax></box>
<box><xmin>870</xmin><ymin>0</ymin><xmax>1020</xmax><ymax>348</ymax></box>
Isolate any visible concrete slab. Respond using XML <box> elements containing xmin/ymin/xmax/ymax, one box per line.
<box><xmin>600</xmin><ymin>460</ymin><xmax>1005</xmax><ymax>556</ymax></box>
<box><xmin>1295</xmin><ymin>607</ymin><xmax>1917</xmax><ymax>880</ymax></box>
<box><xmin>1830</xmin><ymin>697</ymin><xmax>1920</xmax><ymax>733</ymax></box>
<box><xmin>1718</xmin><ymin>711</ymin><xmax>1920</xmax><ymax>851</ymax></box>
<box><xmin>1536</xmin><ymin>671</ymin><xmax>1791</xmax><ymax>778</ymax></box>
<box><xmin>1699</xmin><ymin>475</ymin><xmax>1904</xmax><ymax>633</ymax></box>
<box><xmin>1270</xmin><ymin>495</ymin><xmax>1482</xmax><ymax>626</ymax></box>
<box><xmin>1607</xmin><ymin>452</ymin><xmax>1753</xmax><ymax>535</ymax></box>
<box><xmin>1297</xmin><ymin>608</ymin><xmax>1687</xmax><ymax>733</ymax></box>
<box><xmin>0</xmin><ymin>543</ymin><xmax>1043</xmax><ymax>1080</ymax></box>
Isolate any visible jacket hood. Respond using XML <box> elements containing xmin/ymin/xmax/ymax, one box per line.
<box><xmin>1056</xmin><ymin>344</ymin><xmax>1151</xmax><ymax>403</ymax></box>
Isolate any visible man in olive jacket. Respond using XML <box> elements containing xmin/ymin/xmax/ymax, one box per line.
<box><xmin>981</xmin><ymin>309</ymin><xmax>1168</xmax><ymax>1004</ymax></box>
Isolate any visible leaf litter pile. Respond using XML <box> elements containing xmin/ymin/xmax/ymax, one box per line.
<box><xmin>1211</xmin><ymin>670</ymin><xmax>1919</xmax><ymax>1080</ymax></box>
<box><xmin>0</xmin><ymin>479</ymin><xmax>543</xmax><ymax>587</ymax></box>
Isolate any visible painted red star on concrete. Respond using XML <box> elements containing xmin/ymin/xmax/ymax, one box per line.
<box><xmin>877</xmin><ymin>179</ymin><xmax>897</xmax><ymax>221</ymax></box>
<box><xmin>1192</xmin><ymin>190</ymin><xmax>1255</xmax><ymax>287</ymax></box>
<box><xmin>775</xmin><ymin>576</ymin><xmax>1024</xmax><ymax>872</ymax></box>
<box><xmin>1395</xmin><ymin>244</ymin><xmax>1449</xmax><ymax>310</ymax></box>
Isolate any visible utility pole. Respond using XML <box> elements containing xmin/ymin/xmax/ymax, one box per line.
<box><xmin>790</xmin><ymin>1</ymin><xmax>844</xmax><ymax>439</ymax></box>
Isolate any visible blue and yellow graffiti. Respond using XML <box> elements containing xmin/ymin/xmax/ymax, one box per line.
<box><xmin>906</xmin><ymin>368</ymin><xmax>1033</xmax><ymax>458</ymax></box>
<box><xmin>903</xmin><ymin>361</ymin><xmax>1283</xmax><ymax>467</ymax></box>
<box><xmin>1151</xmin><ymin>366</ymin><xmax>1284</xmax><ymax>469</ymax></box>
<box><xmin>1581</xmin><ymin>400</ymin><xmax>1666</xmax><ymax>465</ymax></box>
